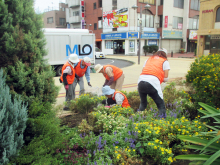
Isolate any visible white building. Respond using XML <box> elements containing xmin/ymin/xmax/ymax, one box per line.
<box><xmin>101</xmin><ymin>0</ymin><xmax>200</xmax><ymax>55</ymax></box>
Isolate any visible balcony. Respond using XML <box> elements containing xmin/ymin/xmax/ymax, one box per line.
<box><xmin>67</xmin><ymin>0</ymin><xmax>80</xmax><ymax>8</ymax></box>
<box><xmin>68</xmin><ymin>16</ymin><xmax>81</xmax><ymax>24</ymax></box>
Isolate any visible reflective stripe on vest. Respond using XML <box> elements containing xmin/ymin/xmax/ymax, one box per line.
<box><xmin>141</xmin><ymin>56</ymin><xmax>166</xmax><ymax>84</ymax></box>
<box><xmin>60</xmin><ymin>62</ymin><xmax>75</xmax><ymax>84</ymax></box>
<box><xmin>75</xmin><ymin>59</ymin><xmax>87</xmax><ymax>77</ymax></box>
<box><xmin>112</xmin><ymin>91</ymin><xmax>130</xmax><ymax>108</ymax></box>
<box><xmin>103</xmin><ymin>65</ymin><xmax>123</xmax><ymax>81</ymax></box>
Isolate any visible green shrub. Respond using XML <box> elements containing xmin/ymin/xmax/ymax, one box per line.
<box><xmin>0</xmin><ymin>69</ymin><xmax>28</xmax><ymax>165</ymax></box>
<box><xmin>12</xmin><ymin>102</ymin><xmax>64</xmax><ymax>164</ymax></box>
<box><xmin>194</xmin><ymin>48</ymin><xmax>197</xmax><ymax>56</ymax></box>
<box><xmin>149</xmin><ymin>45</ymin><xmax>159</xmax><ymax>53</ymax></box>
<box><xmin>143</xmin><ymin>45</ymin><xmax>149</xmax><ymax>56</ymax></box>
<box><xmin>186</xmin><ymin>54</ymin><xmax>220</xmax><ymax>108</ymax></box>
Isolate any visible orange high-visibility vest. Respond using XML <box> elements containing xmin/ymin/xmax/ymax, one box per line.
<box><xmin>75</xmin><ymin>59</ymin><xmax>88</xmax><ymax>77</ymax></box>
<box><xmin>60</xmin><ymin>62</ymin><xmax>75</xmax><ymax>84</ymax></box>
<box><xmin>141</xmin><ymin>56</ymin><xmax>167</xmax><ymax>84</ymax></box>
<box><xmin>112</xmin><ymin>91</ymin><xmax>130</xmax><ymax>108</ymax></box>
<box><xmin>103</xmin><ymin>65</ymin><xmax>123</xmax><ymax>81</ymax></box>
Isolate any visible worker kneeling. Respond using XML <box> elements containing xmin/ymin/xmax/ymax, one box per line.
<box><xmin>101</xmin><ymin>86</ymin><xmax>130</xmax><ymax>108</ymax></box>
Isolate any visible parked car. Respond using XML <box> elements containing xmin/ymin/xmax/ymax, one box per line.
<box><xmin>95</xmin><ymin>47</ymin><xmax>105</xmax><ymax>59</ymax></box>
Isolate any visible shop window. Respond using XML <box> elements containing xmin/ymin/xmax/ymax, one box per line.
<box><xmin>174</xmin><ymin>0</ymin><xmax>184</xmax><ymax>9</ymax></box>
<box><xmin>216</xmin><ymin>7</ymin><xmax>220</xmax><ymax>22</ymax></box>
<box><xmin>93</xmin><ymin>3</ymin><xmax>96</xmax><ymax>10</ymax></box>
<box><xmin>129</xmin><ymin>40</ymin><xmax>135</xmax><ymax>52</ymax></box>
<box><xmin>112</xmin><ymin>0</ymin><xmax>117</xmax><ymax>10</ymax></box>
<box><xmin>188</xmin><ymin>15</ymin><xmax>199</xmax><ymax>29</ymax></box>
<box><xmin>47</xmin><ymin>17</ymin><xmax>53</xmax><ymax>23</ymax></box>
<box><xmin>172</xmin><ymin>16</ymin><xmax>183</xmax><ymax>29</ymax></box>
<box><xmin>113</xmin><ymin>28</ymin><xmax>117</xmax><ymax>31</ymax></box>
<box><xmin>190</xmin><ymin>0</ymin><xmax>200</xmax><ymax>11</ymax></box>
<box><xmin>105</xmin><ymin>40</ymin><xmax>113</xmax><ymax>49</ymax></box>
<box><xmin>205</xmin><ymin>35</ymin><xmax>210</xmax><ymax>50</ymax></box>
<box><xmin>138</xmin><ymin>0</ymin><xmax>155</xmax><ymax>5</ymax></box>
<box><xmin>138</xmin><ymin>10</ymin><xmax>154</xmax><ymax>28</ymax></box>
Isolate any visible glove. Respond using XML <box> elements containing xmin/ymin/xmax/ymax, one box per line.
<box><xmin>65</xmin><ymin>85</ymin><xmax>69</xmax><ymax>90</ymax></box>
<box><xmin>88</xmin><ymin>82</ymin><xmax>92</xmax><ymax>87</ymax></box>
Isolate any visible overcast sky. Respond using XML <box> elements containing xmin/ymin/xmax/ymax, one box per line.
<box><xmin>34</xmin><ymin>0</ymin><xmax>65</xmax><ymax>13</ymax></box>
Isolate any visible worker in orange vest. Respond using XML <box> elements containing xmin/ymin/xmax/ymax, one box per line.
<box><xmin>94</xmin><ymin>64</ymin><xmax>124</xmax><ymax>90</ymax></box>
<box><xmin>73</xmin><ymin>56</ymin><xmax>92</xmax><ymax>99</ymax></box>
<box><xmin>60</xmin><ymin>54</ymin><xmax>79</xmax><ymax>110</ymax></box>
<box><xmin>138</xmin><ymin>48</ymin><xmax>170</xmax><ymax>118</ymax></box>
<box><xmin>101</xmin><ymin>85</ymin><xmax>130</xmax><ymax>108</ymax></box>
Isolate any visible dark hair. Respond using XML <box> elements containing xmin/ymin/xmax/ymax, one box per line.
<box><xmin>153</xmin><ymin>51</ymin><xmax>167</xmax><ymax>59</ymax></box>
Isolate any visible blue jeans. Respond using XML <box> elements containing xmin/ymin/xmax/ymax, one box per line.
<box><xmin>138</xmin><ymin>81</ymin><xmax>166</xmax><ymax>117</ymax></box>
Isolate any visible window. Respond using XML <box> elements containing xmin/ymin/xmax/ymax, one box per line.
<box><xmin>188</xmin><ymin>15</ymin><xmax>199</xmax><ymax>29</ymax></box>
<box><xmin>113</xmin><ymin>28</ymin><xmax>117</xmax><ymax>31</ymax></box>
<box><xmin>47</xmin><ymin>17</ymin><xmax>53</xmax><ymax>23</ymax></box>
<box><xmin>191</xmin><ymin>0</ymin><xmax>200</xmax><ymax>11</ymax></box>
<box><xmin>98</xmin><ymin>17</ymin><xmax>102</xmax><ymax>28</ymax></box>
<box><xmin>173</xmin><ymin>16</ymin><xmax>183</xmax><ymax>29</ymax></box>
<box><xmin>138</xmin><ymin>0</ymin><xmax>155</xmax><ymax>5</ymax></box>
<box><xmin>62</xmin><ymin>8</ymin><xmax>65</xmax><ymax>11</ymax></box>
<box><xmin>99</xmin><ymin>0</ymin><xmax>102</xmax><ymax>8</ymax></box>
<box><xmin>129</xmin><ymin>40</ymin><xmax>135</xmax><ymax>52</ymax></box>
<box><xmin>112</xmin><ymin>0</ymin><xmax>117</xmax><ymax>10</ymax></box>
<box><xmin>138</xmin><ymin>10</ymin><xmax>154</xmax><ymax>28</ymax></box>
<box><xmin>160</xmin><ymin>0</ymin><xmax>163</xmax><ymax>5</ymax></box>
<box><xmin>73</xmin><ymin>11</ymin><xmax>79</xmax><ymax>16</ymax></box>
<box><xmin>94</xmin><ymin>23</ymin><xmax>97</xmax><ymax>30</ymax></box>
<box><xmin>93</xmin><ymin>2</ymin><xmax>96</xmax><ymax>9</ymax></box>
<box><xmin>216</xmin><ymin>7</ymin><xmax>220</xmax><ymax>22</ymax></box>
<box><xmin>59</xmin><ymin>18</ymin><xmax>65</xmax><ymax>26</ymax></box>
<box><xmin>159</xmin><ymin>15</ymin><xmax>163</xmax><ymax>27</ymax></box>
<box><xmin>174</xmin><ymin>0</ymin><xmax>184</xmax><ymax>9</ymax></box>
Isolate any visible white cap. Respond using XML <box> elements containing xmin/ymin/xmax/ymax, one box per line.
<box><xmin>94</xmin><ymin>64</ymin><xmax>103</xmax><ymax>73</ymax></box>
<box><xmin>158</xmin><ymin>48</ymin><xmax>167</xmax><ymax>55</ymax></box>
<box><xmin>68</xmin><ymin>54</ymin><xmax>79</xmax><ymax>63</ymax></box>
<box><xmin>83</xmin><ymin>56</ymin><xmax>91</xmax><ymax>66</ymax></box>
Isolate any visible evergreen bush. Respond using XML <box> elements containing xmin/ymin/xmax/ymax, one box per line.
<box><xmin>149</xmin><ymin>45</ymin><xmax>159</xmax><ymax>53</ymax></box>
<box><xmin>0</xmin><ymin>69</ymin><xmax>28</xmax><ymax>165</ymax></box>
<box><xmin>186</xmin><ymin>54</ymin><xmax>220</xmax><ymax>108</ymax></box>
<box><xmin>0</xmin><ymin>0</ymin><xmax>58</xmax><ymax>105</ymax></box>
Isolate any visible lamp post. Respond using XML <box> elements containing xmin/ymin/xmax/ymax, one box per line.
<box><xmin>132</xmin><ymin>4</ymin><xmax>151</xmax><ymax>65</ymax></box>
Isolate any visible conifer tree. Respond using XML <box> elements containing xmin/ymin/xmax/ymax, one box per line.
<box><xmin>0</xmin><ymin>69</ymin><xmax>28</xmax><ymax>165</ymax></box>
<box><xmin>0</xmin><ymin>0</ymin><xmax>59</xmax><ymax>105</ymax></box>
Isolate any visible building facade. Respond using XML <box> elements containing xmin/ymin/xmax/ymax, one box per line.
<box><xmin>197</xmin><ymin>0</ymin><xmax>220</xmax><ymax>55</ymax></box>
<box><xmin>43</xmin><ymin>3</ymin><xmax>68</xmax><ymax>28</ymax></box>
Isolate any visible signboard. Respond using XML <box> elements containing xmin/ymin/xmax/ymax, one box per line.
<box><xmin>148</xmin><ymin>40</ymin><xmax>157</xmax><ymax>46</ymax></box>
<box><xmin>101</xmin><ymin>32</ymin><xmax>127</xmax><ymax>39</ymax></box>
<box><xmin>81</xmin><ymin>20</ymin><xmax>85</xmax><ymax>29</ymax></box>
<box><xmin>67</xmin><ymin>24</ymin><xmax>70</xmax><ymax>29</ymax></box>
<box><xmin>202</xmin><ymin>9</ymin><xmax>213</xmax><ymax>13</ymax></box>
<box><xmin>103</xmin><ymin>8</ymin><xmax>128</xmax><ymax>29</ymax></box>
<box><xmin>178</xmin><ymin>23</ymin><xmax>182</xmax><ymax>30</ymax></box>
<box><xmin>141</xmin><ymin>32</ymin><xmax>160</xmax><ymax>39</ymax></box>
<box><xmin>163</xmin><ymin>30</ymin><xmax>182</xmax><ymax>38</ymax></box>
<box><xmin>81</xmin><ymin>0</ymin><xmax>84</xmax><ymax>18</ymax></box>
<box><xmin>164</xmin><ymin>16</ymin><xmax>168</xmax><ymax>28</ymax></box>
<box><xmin>189</xmin><ymin>30</ymin><xmax>197</xmax><ymax>40</ymax></box>
<box><xmin>128</xmin><ymin>32</ymin><xmax>138</xmax><ymax>39</ymax></box>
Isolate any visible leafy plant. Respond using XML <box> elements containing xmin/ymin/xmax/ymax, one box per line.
<box><xmin>0</xmin><ymin>69</ymin><xmax>28</xmax><ymax>165</ymax></box>
<box><xmin>143</xmin><ymin>45</ymin><xmax>149</xmax><ymax>56</ymax></box>
<box><xmin>186</xmin><ymin>54</ymin><xmax>220</xmax><ymax>109</ymax></box>
<box><xmin>175</xmin><ymin>102</ymin><xmax>220</xmax><ymax>165</ymax></box>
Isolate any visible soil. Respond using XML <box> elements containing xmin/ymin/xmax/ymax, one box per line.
<box><xmin>60</xmin><ymin>112</ymin><xmax>89</xmax><ymax>128</ymax></box>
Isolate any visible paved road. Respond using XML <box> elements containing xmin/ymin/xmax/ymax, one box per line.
<box><xmin>95</xmin><ymin>58</ymin><xmax>133</xmax><ymax>68</ymax></box>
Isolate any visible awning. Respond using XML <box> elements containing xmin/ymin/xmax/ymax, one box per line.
<box><xmin>96</xmin><ymin>39</ymin><xmax>102</xmax><ymax>42</ymax></box>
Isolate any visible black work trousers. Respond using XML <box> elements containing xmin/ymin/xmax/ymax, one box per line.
<box><xmin>138</xmin><ymin>81</ymin><xmax>166</xmax><ymax>118</ymax></box>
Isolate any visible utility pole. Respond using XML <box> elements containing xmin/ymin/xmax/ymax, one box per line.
<box><xmin>138</xmin><ymin>5</ymin><xmax>142</xmax><ymax>65</ymax></box>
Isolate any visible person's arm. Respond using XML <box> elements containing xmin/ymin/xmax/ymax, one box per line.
<box><xmin>114</xmin><ymin>93</ymin><xmax>125</xmax><ymax>106</ymax></box>
<box><xmin>163</xmin><ymin>61</ymin><xmax>170</xmax><ymax>82</ymax></box>
<box><xmin>105</xmin><ymin>67</ymin><xmax>114</xmax><ymax>85</ymax></box>
<box><xmin>103</xmin><ymin>79</ymin><xmax>109</xmax><ymax>86</ymax></box>
<box><xmin>63</xmin><ymin>66</ymin><xmax>72</xmax><ymax>85</ymax></box>
<box><xmin>85</xmin><ymin>66</ymin><xmax>90</xmax><ymax>83</ymax></box>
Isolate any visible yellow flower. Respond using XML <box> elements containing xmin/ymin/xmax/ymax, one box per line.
<box><xmin>155</xmin><ymin>139</ymin><xmax>159</xmax><ymax>143</ymax></box>
<box><xmin>160</xmin><ymin>141</ymin><xmax>163</xmax><ymax>144</ymax></box>
<box><xmin>154</xmin><ymin>146</ymin><xmax>157</xmax><ymax>149</ymax></box>
<box><xmin>168</xmin><ymin>157</ymin><xmax>173</xmax><ymax>162</ymax></box>
<box><xmin>138</xmin><ymin>130</ymin><xmax>141</xmax><ymax>133</ymax></box>
<box><xmin>135</xmin><ymin>127</ymin><xmax>138</xmax><ymax>129</ymax></box>
<box><xmin>148</xmin><ymin>142</ymin><xmax>152</xmax><ymax>145</ymax></box>
<box><xmin>115</xmin><ymin>146</ymin><xmax>118</xmax><ymax>149</ymax></box>
<box><xmin>115</xmin><ymin>151</ymin><xmax>118</xmax><ymax>153</ymax></box>
<box><xmin>128</xmin><ymin>149</ymin><xmax>131</xmax><ymax>152</ymax></box>
<box><xmin>133</xmin><ymin>149</ymin><xmax>135</xmax><ymax>152</ymax></box>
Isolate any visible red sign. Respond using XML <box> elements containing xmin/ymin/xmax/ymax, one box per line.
<box><xmin>202</xmin><ymin>9</ymin><xmax>213</xmax><ymax>13</ymax></box>
<box><xmin>178</xmin><ymin>23</ymin><xmax>182</xmax><ymax>30</ymax></box>
<box><xmin>164</xmin><ymin>16</ymin><xmax>168</xmax><ymax>28</ymax></box>
<box><xmin>81</xmin><ymin>0</ymin><xmax>84</xmax><ymax>18</ymax></box>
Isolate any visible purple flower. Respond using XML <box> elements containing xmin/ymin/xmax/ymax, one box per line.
<box><xmin>115</xmin><ymin>141</ymin><xmax>119</xmax><ymax>144</ymax></box>
<box><xmin>114</xmin><ymin>131</ymin><xmax>117</xmax><ymax>135</ymax></box>
<box><xmin>128</xmin><ymin>131</ymin><xmax>131</xmax><ymax>135</ymax></box>
<box><xmin>126</xmin><ymin>124</ymin><xmax>128</xmax><ymax>127</ymax></box>
<box><xmin>104</xmin><ymin>140</ymin><xmax>106</xmax><ymax>145</ymax></box>
<box><xmin>80</xmin><ymin>134</ymin><xmax>82</xmax><ymax>138</ymax></box>
<box><xmin>87</xmin><ymin>150</ymin><xmax>90</xmax><ymax>154</ymax></box>
<box><xmin>174</xmin><ymin>113</ymin><xmax>177</xmax><ymax>118</ymax></box>
<box><xmin>113</xmin><ymin>143</ymin><xmax>115</xmax><ymax>146</ymax></box>
<box><xmin>94</xmin><ymin>161</ymin><xmax>97</xmax><ymax>165</ymax></box>
<box><xmin>93</xmin><ymin>150</ymin><xmax>96</xmax><ymax>155</ymax></box>
<box><xmin>125</xmin><ymin>137</ymin><xmax>128</xmax><ymax>142</ymax></box>
<box><xmin>83</xmin><ymin>132</ymin><xmax>86</xmax><ymax>136</ymax></box>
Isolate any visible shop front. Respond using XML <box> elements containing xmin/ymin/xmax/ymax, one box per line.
<box><xmin>203</xmin><ymin>35</ymin><xmax>220</xmax><ymax>55</ymax></box>
<box><xmin>188</xmin><ymin>30</ymin><xmax>198</xmax><ymax>53</ymax></box>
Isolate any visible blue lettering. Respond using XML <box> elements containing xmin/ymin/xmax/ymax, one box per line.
<box><xmin>66</xmin><ymin>44</ymin><xmax>78</xmax><ymax>57</ymax></box>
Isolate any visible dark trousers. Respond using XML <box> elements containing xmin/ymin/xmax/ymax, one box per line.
<box><xmin>138</xmin><ymin>81</ymin><xmax>166</xmax><ymax>117</ymax></box>
<box><xmin>102</xmin><ymin>98</ymin><xmax>116</xmax><ymax>106</ymax></box>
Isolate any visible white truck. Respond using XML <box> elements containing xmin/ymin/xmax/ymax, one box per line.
<box><xmin>43</xmin><ymin>28</ymin><xmax>95</xmax><ymax>76</ymax></box>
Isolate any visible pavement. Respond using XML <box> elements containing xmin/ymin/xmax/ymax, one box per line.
<box><xmin>54</xmin><ymin>52</ymin><xmax>196</xmax><ymax>112</ymax></box>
